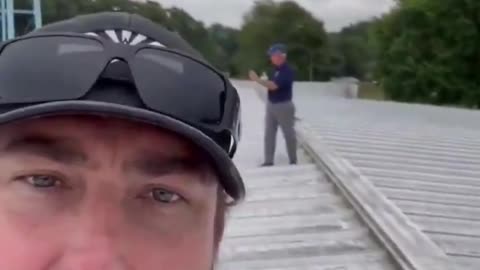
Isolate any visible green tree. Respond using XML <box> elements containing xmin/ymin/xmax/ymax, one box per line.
<box><xmin>375</xmin><ymin>0</ymin><xmax>480</xmax><ymax>107</ymax></box>
<box><xmin>330</xmin><ymin>20</ymin><xmax>378</xmax><ymax>80</ymax></box>
<box><xmin>209</xmin><ymin>24</ymin><xmax>240</xmax><ymax>74</ymax></box>
<box><xmin>235</xmin><ymin>0</ymin><xmax>328</xmax><ymax>81</ymax></box>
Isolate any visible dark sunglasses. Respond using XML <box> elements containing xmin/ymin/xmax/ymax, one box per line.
<box><xmin>0</xmin><ymin>32</ymin><xmax>241</xmax><ymax>156</ymax></box>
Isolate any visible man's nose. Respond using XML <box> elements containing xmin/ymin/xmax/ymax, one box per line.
<box><xmin>54</xmin><ymin>195</ymin><xmax>130</xmax><ymax>270</ymax></box>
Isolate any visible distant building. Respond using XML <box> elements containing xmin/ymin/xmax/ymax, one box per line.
<box><xmin>331</xmin><ymin>77</ymin><xmax>359</xmax><ymax>99</ymax></box>
<box><xmin>331</xmin><ymin>76</ymin><xmax>360</xmax><ymax>84</ymax></box>
<box><xmin>0</xmin><ymin>0</ymin><xmax>42</xmax><ymax>41</ymax></box>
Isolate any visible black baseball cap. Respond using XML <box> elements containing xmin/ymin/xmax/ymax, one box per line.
<box><xmin>0</xmin><ymin>12</ymin><xmax>245</xmax><ymax>202</ymax></box>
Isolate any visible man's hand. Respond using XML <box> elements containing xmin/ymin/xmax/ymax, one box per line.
<box><xmin>249</xmin><ymin>70</ymin><xmax>278</xmax><ymax>91</ymax></box>
<box><xmin>249</xmin><ymin>70</ymin><xmax>260</xmax><ymax>82</ymax></box>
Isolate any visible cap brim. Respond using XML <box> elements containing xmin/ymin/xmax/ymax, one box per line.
<box><xmin>0</xmin><ymin>100</ymin><xmax>245</xmax><ymax>202</ymax></box>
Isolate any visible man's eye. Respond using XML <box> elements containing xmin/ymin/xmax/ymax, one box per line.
<box><xmin>151</xmin><ymin>188</ymin><xmax>181</xmax><ymax>203</ymax></box>
<box><xmin>17</xmin><ymin>175</ymin><xmax>61</xmax><ymax>188</ymax></box>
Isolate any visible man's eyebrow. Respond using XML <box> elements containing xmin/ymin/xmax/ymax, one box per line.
<box><xmin>127</xmin><ymin>150</ymin><xmax>210</xmax><ymax>179</ymax></box>
<box><xmin>0</xmin><ymin>134</ymin><xmax>87</xmax><ymax>165</ymax></box>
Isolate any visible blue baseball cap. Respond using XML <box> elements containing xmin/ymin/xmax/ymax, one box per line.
<box><xmin>267</xmin><ymin>43</ymin><xmax>287</xmax><ymax>56</ymax></box>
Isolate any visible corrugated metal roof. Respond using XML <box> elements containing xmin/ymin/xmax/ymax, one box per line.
<box><xmin>217</xmin><ymin>87</ymin><xmax>398</xmax><ymax>270</ymax></box>
<box><xmin>293</xmin><ymin>88</ymin><xmax>480</xmax><ymax>270</ymax></box>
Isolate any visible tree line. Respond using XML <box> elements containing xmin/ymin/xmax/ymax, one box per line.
<box><xmin>11</xmin><ymin>0</ymin><xmax>480</xmax><ymax>107</ymax></box>
<box><xmin>374</xmin><ymin>0</ymin><xmax>480</xmax><ymax>107</ymax></box>
<box><xmin>21</xmin><ymin>0</ymin><xmax>370</xmax><ymax>81</ymax></box>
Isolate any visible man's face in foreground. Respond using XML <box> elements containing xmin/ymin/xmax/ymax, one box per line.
<box><xmin>0</xmin><ymin>116</ymin><xmax>224</xmax><ymax>270</ymax></box>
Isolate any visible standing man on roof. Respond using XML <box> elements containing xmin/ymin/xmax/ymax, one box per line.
<box><xmin>0</xmin><ymin>12</ymin><xmax>244</xmax><ymax>270</ymax></box>
<box><xmin>249</xmin><ymin>43</ymin><xmax>297</xmax><ymax>166</ymax></box>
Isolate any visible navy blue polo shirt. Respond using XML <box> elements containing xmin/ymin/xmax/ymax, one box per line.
<box><xmin>268</xmin><ymin>63</ymin><xmax>294</xmax><ymax>103</ymax></box>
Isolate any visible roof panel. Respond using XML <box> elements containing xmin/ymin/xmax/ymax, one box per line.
<box><xmin>293</xmin><ymin>84</ymin><xmax>480</xmax><ymax>269</ymax></box>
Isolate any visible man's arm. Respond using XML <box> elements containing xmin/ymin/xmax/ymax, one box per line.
<box><xmin>249</xmin><ymin>70</ymin><xmax>278</xmax><ymax>91</ymax></box>
<box><xmin>255</xmin><ymin>79</ymin><xmax>279</xmax><ymax>91</ymax></box>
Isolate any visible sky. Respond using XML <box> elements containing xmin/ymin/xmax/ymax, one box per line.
<box><xmin>153</xmin><ymin>0</ymin><xmax>396</xmax><ymax>32</ymax></box>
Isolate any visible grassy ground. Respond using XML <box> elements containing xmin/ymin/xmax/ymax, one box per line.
<box><xmin>358</xmin><ymin>82</ymin><xmax>386</xmax><ymax>101</ymax></box>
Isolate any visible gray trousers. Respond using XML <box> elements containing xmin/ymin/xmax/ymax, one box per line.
<box><xmin>264</xmin><ymin>101</ymin><xmax>297</xmax><ymax>164</ymax></box>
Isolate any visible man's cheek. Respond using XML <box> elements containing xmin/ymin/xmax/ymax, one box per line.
<box><xmin>127</xmin><ymin>240</ymin><xmax>215</xmax><ymax>270</ymax></box>
<box><xmin>0</xmin><ymin>219</ymin><xmax>58</xmax><ymax>270</ymax></box>
<box><xmin>124</xmin><ymin>222</ymin><xmax>217</xmax><ymax>270</ymax></box>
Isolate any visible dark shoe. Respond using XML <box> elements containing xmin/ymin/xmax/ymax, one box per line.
<box><xmin>290</xmin><ymin>161</ymin><xmax>297</xmax><ymax>165</ymax></box>
<box><xmin>260</xmin><ymin>162</ymin><xmax>274</xmax><ymax>167</ymax></box>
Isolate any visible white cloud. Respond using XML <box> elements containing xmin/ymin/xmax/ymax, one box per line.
<box><xmin>152</xmin><ymin>0</ymin><xmax>395</xmax><ymax>31</ymax></box>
